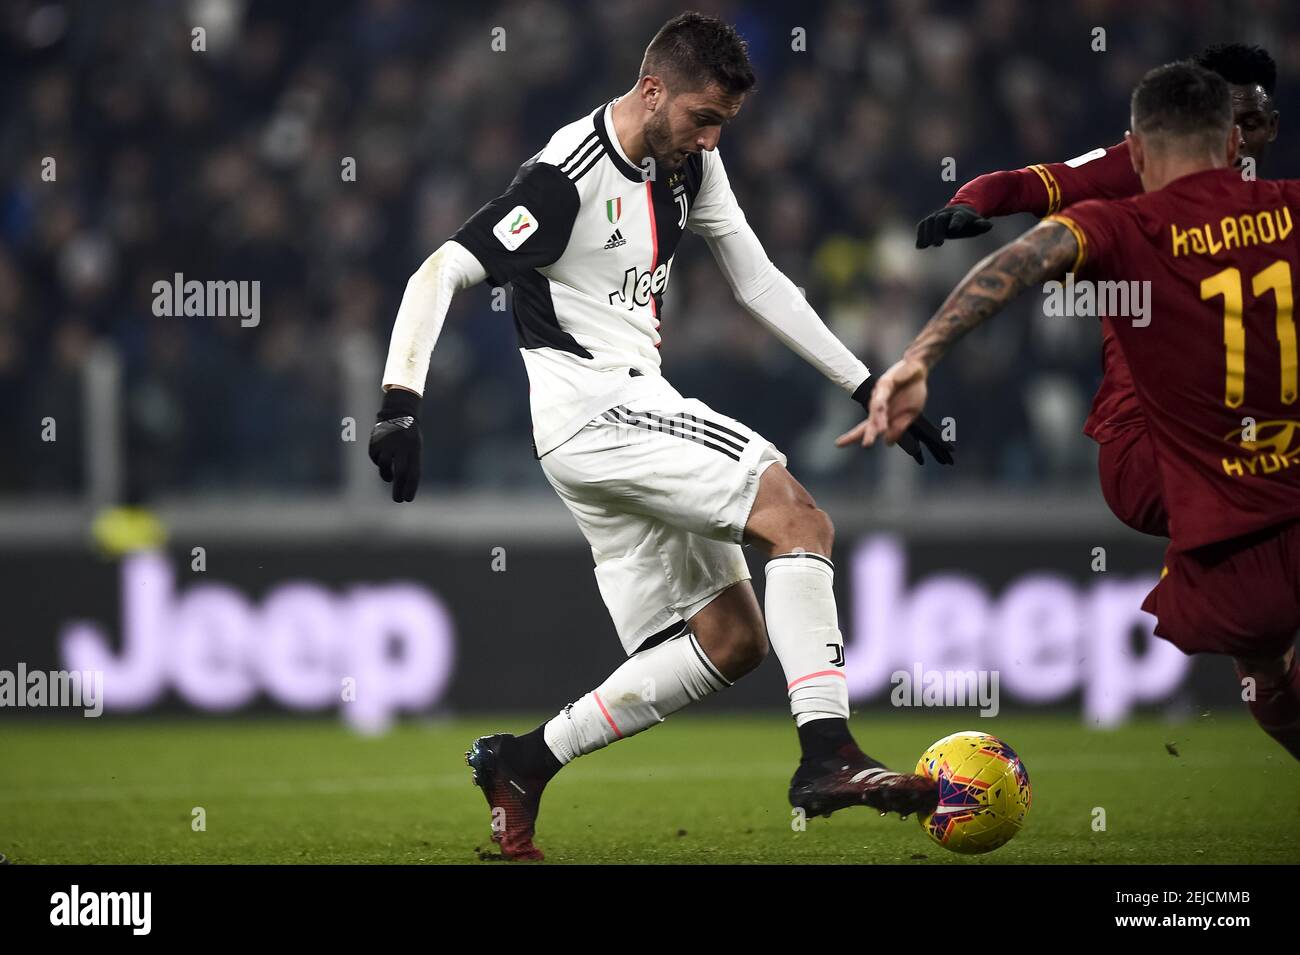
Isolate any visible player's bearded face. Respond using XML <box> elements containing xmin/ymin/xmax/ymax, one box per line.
<box><xmin>643</xmin><ymin>103</ymin><xmax>684</xmax><ymax>171</ymax></box>
<box><xmin>643</xmin><ymin>85</ymin><xmax>744</xmax><ymax>172</ymax></box>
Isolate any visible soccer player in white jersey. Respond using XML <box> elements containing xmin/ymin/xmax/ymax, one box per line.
<box><xmin>370</xmin><ymin>12</ymin><xmax>952</xmax><ymax>860</ymax></box>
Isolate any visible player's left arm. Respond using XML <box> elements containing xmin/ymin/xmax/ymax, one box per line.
<box><xmin>692</xmin><ymin>151</ymin><xmax>954</xmax><ymax>464</ymax></box>
<box><xmin>918</xmin><ymin>142</ymin><xmax>1138</xmax><ymax>248</ymax></box>
<box><xmin>843</xmin><ymin>219</ymin><xmax>1080</xmax><ymax>448</ymax></box>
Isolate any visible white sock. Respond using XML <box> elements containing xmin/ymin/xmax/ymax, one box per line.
<box><xmin>543</xmin><ymin>632</ymin><xmax>730</xmax><ymax>764</ymax></box>
<box><xmin>764</xmin><ymin>552</ymin><xmax>849</xmax><ymax>727</ymax></box>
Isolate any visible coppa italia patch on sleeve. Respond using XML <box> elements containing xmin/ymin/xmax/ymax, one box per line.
<box><xmin>493</xmin><ymin>205</ymin><xmax>537</xmax><ymax>250</ymax></box>
<box><xmin>1064</xmin><ymin>147</ymin><xmax>1107</xmax><ymax>168</ymax></box>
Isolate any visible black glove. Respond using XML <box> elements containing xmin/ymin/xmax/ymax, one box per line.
<box><xmin>369</xmin><ymin>388</ymin><xmax>422</xmax><ymax>502</ymax></box>
<box><xmin>915</xmin><ymin>203</ymin><xmax>993</xmax><ymax>248</ymax></box>
<box><xmin>853</xmin><ymin>379</ymin><xmax>955</xmax><ymax>466</ymax></box>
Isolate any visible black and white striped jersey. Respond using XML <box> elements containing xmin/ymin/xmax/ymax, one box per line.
<box><xmin>452</xmin><ymin>99</ymin><xmax>749</xmax><ymax>457</ymax></box>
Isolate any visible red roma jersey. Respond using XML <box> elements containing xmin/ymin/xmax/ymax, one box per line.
<box><xmin>1050</xmin><ymin>168</ymin><xmax>1300</xmax><ymax>552</ymax></box>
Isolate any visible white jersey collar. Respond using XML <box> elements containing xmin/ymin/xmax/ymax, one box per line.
<box><xmin>599</xmin><ymin>99</ymin><xmax>644</xmax><ymax>182</ymax></box>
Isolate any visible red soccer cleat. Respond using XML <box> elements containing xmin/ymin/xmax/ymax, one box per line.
<box><xmin>465</xmin><ymin>734</ymin><xmax>549</xmax><ymax>861</ymax></box>
<box><xmin>789</xmin><ymin>746</ymin><xmax>940</xmax><ymax>819</ymax></box>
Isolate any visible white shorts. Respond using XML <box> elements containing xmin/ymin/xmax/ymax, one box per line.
<box><xmin>540</xmin><ymin>386</ymin><xmax>787</xmax><ymax>656</ymax></box>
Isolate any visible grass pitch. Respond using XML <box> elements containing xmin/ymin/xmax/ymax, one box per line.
<box><xmin>2</xmin><ymin>712</ymin><xmax>1297</xmax><ymax>864</ymax></box>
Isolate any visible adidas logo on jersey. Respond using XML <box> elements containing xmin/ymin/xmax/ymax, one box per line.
<box><xmin>603</xmin><ymin>229</ymin><xmax>626</xmax><ymax>249</ymax></box>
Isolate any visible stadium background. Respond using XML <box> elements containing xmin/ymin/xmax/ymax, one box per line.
<box><xmin>1</xmin><ymin>0</ymin><xmax>1299</xmax><ymax>865</ymax></box>
<box><xmin>7</xmin><ymin>0</ymin><xmax>1300</xmax><ymax>867</ymax></box>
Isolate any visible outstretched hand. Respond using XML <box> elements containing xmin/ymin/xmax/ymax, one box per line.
<box><xmin>836</xmin><ymin>358</ymin><xmax>930</xmax><ymax>449</ymax></box>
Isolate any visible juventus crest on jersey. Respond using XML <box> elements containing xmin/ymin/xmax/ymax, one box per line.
<box><xmin>452</xmin><ymin>99</ymin><xmax>748</xmax><ymax>457</ymax></box>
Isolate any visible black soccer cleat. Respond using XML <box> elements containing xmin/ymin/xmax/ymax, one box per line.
<box><xmin>789</xmin><ymin>748</ymin><xmax>940</xmax><ymax>819</ymax></box>
<box><xmin>465</xmin><ymin>734</ymin><xmax>548</xmax><ymax>861</ymax></box>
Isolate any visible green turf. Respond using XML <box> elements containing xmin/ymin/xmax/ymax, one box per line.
<box><xmin>1</xmin><ymin>712</ymin><xmax>1297</xmax><ymax>864</ymax></box>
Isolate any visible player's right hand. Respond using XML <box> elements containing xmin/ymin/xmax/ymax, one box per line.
<box><xmin>846</xmin><ymin>372</ymin><xmax>951</xmax><ymax>464</ymax></box>
<box><xmin>369</xmin><ymin>388</ymin><xmax>422</xmax><ymax>503</ymax></box>
<box><xmin>867</xmin><ymin>358</ymin><xmax>929</xmax><ymax>447</ymax></box>
<box><xmin>915</xmin><ymin>204</ymin><xmax>993</xmax><ymax>248</ymax></box>
<box><xmin>840</xmin><ymin>358</ymin><xmax>931</xmax><ymax>450</ymax></box>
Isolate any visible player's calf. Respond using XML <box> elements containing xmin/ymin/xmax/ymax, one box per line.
<box><xmin>1233</xmin><ymin>648</ymin><xmax>1300</xmax><ymax>761</ymax></box>
<box><xmin>689</xmin><ymin>581</ymin><xmax>768</xmax><ymax>681</ymax></box>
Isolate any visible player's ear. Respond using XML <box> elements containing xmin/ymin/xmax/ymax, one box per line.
<box><xmin>1125</xmin><ymin>130</ymin><xmax>1144</xmax><ymax>174</ymax></box>
<box><xmin>639</xmin><ymin>75</ymin><xmax>664</xmax><ymax>109</ymax></box>
<box><xmin>1226</xmin><ymin>124</ymin><xmax>1241</xmax><ymax>166</ymax></box>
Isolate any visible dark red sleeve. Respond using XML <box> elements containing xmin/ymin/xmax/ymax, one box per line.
<box><xmin>949</xmin><ymin>141</ymin><xmax>1140</xmax><ymax>218</ymax></box>
<box><xmin>949</xmin><ymin>167</ymin><xmax>1055</xmax><ymax>217</ymax></box>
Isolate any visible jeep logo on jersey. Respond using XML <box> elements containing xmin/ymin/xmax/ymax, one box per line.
<box><xmin>610</xmin><ymin>263</ymin><xmax>671</xmax><ymax>310</ymax></box>
<box><xmin>492</xmin><ymin>205</ymin><xmax>537</xmax><ymax>251</ymax></box>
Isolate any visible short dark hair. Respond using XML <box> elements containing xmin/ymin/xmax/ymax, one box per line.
<box><xmin>640</xmin><ymin>12</ymin><xmax>755</xmax><ymax>96</ymax></box>
<box><xmin>1131</xmin><ymin>61</ymin><xmax>1233</xmax><ymax>145</ymax></box>
<box><xmin>1194</xmin><ymin>42</ymin><xmax>1277</xmax><ymax>96</ymax></box>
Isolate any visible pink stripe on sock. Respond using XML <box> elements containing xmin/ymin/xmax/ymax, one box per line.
<box><xmin>593</xmin><ymin>691</ymin><xmax>623</xmax><ymax>739</ymax></box>
<box><xmin>787</xmin><ymin>670</ymin><xmax>847</xmax><ymax>691</ymax></box>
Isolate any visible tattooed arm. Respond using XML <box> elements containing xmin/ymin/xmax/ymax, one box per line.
<box><xmin>908</xmin><ymin>220</ymin><xmax>1079</xmax><ymax>370</ymax></box>
<box><xmin>837</xmin><ymin>220</ymin><xmax>1079</xmax><ymax>448</ymax></box>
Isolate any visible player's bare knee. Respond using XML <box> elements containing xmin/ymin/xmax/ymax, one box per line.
<box><xmin>776</xmin><ymin>504</ymin><xmax>833</xmax><ymax>557</ymax></box>
<box><xmin>809</xmin><ymin>506</ymin><xmax>835</xmax><ymax>555</ymax></box>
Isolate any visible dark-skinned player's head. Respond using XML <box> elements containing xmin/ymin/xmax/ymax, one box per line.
<box><xmin>1129</xmin><ymin>62</ymin><xmax>1237</xmax><ymax>182</ymax></box>
<box><xmin>1194</xmin><ymin>42</ymin><xmax>1280</xmax><ymax>163</ymax></box>
<box><xmin>636</xmin><ymin>12</ymin><xmax>755</xmax><ymax>171</ymax></box>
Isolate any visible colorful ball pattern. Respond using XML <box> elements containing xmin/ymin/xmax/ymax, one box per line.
<box><xmin>915</xmin><ymin>731</ymin><xmax>1031</xmax><ymax>854</ymax></box>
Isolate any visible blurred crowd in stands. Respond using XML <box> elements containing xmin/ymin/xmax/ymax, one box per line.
<box><xmin>2</xmin><ymin>0</ymin><xmax>1297</xmax><ymax>497</ymax></box>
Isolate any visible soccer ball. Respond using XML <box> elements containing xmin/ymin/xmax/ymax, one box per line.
<box><xmin>914</xmin><ymin>731</ymin><xmax>1031</xmax><ymax>854</ymax></box>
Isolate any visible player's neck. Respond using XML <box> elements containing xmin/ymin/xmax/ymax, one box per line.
<box><xmin>611</xmin><ymin>91</ymin><xmax>649</xmax><ymax>166</ymax></box>
<box><xmin>1140</xmin><ymin>155</ymin><xmax>1229</xmax><ymax>193</ymax></box>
